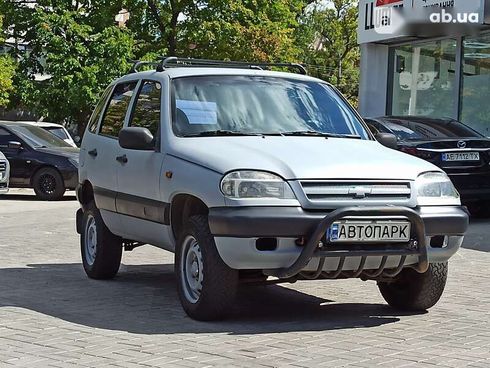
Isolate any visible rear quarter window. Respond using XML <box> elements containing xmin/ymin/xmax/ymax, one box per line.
<box><xmin>99</xmin><ymin>81</ymin><xmax>138</xmax><ymax>138</ymax></box>
<box><xmin>87</xmin><ymin>86</ymin><xmax>113</xmax><ymax>134</ymax></box>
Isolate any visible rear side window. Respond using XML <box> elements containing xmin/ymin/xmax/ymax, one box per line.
<box><xmin>0</xmin><ymin>128</ymin><xmax>16</xmax><ymax>148</ymax></box>
<box><xmin>87</xmin><ymin>86</ymin><xmax>113</xmax><ymax>133</ymax></box>
<box><xmin>45</xmin><ymin>127</ymin><xmax>69</xmax><ymax>140</ymax></box>
<box><xmin>99</xmin><ymin>81</ymin><xmax>138</xmax><ymax>138</ymax></box>
<box><xmin>129</xmin><ymin>81</ymin><xmax>162</xmax><ymax>137</ymax></box>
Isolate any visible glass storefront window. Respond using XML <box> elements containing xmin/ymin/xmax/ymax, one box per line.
<box><xmin>461</xmin><ymin>33</ymin><xmax>490</xmax><ymax>137</ymax></box>
<box><xmin>391</xmin><ymin>39</ymin><xmax>457</xmax><ymax>118</ymax></box>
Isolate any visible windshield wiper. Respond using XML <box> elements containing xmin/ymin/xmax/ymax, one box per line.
<box><xmin>281</xmin><ymin>130</ymin><xmax>361</xmax><ymax>139</ymax></box>
<box><xmin>185</xmin><ymin>130</ymin><xmax>262</xmax><ymax>137</ymax></box>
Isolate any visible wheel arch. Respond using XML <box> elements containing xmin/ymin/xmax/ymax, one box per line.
<box><xmin>78</xmin><ymin>180</ymin><xmax>95</xmax><ymax>209</ymax></box>
<box><xmin>170</xmin><ymin>194</ymin><xmax>209</xmax><ymax>239</ymax></box>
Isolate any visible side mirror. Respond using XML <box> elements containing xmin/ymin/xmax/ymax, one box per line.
<box><xmin>118</xmin><ymin>127</ymin><xmax>155</xmax><ymax>150</ymax></box>
<box><xmin>8</xmin><ymin>141</ymin><xmax>22</xmax><ymax>150</ymax></box>
<box><xmin>375</xmin><ymin>133</ymin><xmax>398</xmax><ymax>150</ymax></box>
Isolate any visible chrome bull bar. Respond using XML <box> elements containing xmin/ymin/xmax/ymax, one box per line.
<box><xmin>265</xmin><ymin>207</ymin><xmax>429</xmax><ymax>279</ymax></box>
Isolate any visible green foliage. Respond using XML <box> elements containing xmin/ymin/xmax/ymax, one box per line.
<box><xmin>0</xmin><ymin>55</ymin><xmax>15</xmax><ymax>107</ymax></box>
<box><xmin>298</xmin><ymin>0</ymin><xmax>360</xmax><ymax>106</ymax></box>
<box><xmin>0</xmin><ymin>10</ymin><xmax>16</xmax><ymax>107</ymax></box>
<box><xmin>2</xmin><ymin>3</ymin><xmax>134</xmax><ymax>127</ymax></box>
<box><xmin>181</xmin><ymin>0</ymin><xmax>307</xmax><ymax>62</ymax></box>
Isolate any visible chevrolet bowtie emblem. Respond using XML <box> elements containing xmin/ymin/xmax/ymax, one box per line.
<box><xmin>348</xmin><ymin>186</ymin><xmax>372</xmax><ymax>198</ymax></box>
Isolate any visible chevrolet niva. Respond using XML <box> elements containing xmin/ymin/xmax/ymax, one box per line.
<box><xmin>76</xmin><ymin>58</ymin><xmax>469</xmax><ymax>321</ymax></box>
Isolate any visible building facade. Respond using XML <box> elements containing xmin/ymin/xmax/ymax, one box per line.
<box><xmin>358</xmin><ymin>0</ymin><xmax>490</xmax><ymax>136</ymax></box>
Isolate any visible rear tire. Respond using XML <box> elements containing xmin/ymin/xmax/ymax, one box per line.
<box><xmin>81</xmin><ymin>201</ymin><xmax>122</xmax><ymax>279</ymax></box>
<box><xmin>378</xmin><ymin>262</ymin><xmax>448</xmax><ymax>311</ymax></box>
<box><xmin>176</xmin><ymin>215</ymin><xmax>239</xmax><ymax>321</ymax></box>
<box><xmin>33</xmin><ymin>167</ymin><xmax>65</xmax><ymax>201</ymax></box>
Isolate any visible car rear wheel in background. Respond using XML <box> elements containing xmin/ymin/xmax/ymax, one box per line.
<box><xmin>176</xmin><ymin>215</ymin><xmax>239</xmax><ymax>321</ymax></box>
<box><xmin>377</xmin><ymin>262</ymin><xmax>448</xmax><ymax>311</ymax></box>
<box><xmin>81</xmin><ymin>201</ymin><xmax>122</xmax><ymax>280</ymax></box>
<box><xmin>33</xmin><ymin>167</ymin><xmax>66</xmax><ymax>201</ymax></box>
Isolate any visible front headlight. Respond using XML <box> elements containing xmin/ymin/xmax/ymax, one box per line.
<box><xmin>220</xmin><ymin>170</ymin><xmax>295</xmax><ymax>199</ymax></box>
<box><xmin>415</xmin><ymin>172</ymin><xmax>460</xmax><ymax>206</ymax></box>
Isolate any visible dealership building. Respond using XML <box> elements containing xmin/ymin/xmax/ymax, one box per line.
<box><xmin>358</xmin><ymin>0</ymin><xmax>490</xmax><ymax>136</ymax></box>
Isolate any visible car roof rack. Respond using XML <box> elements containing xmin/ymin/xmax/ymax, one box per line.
<box><xmin>129</xmin><ymin>56</ymin><xmax>307</xmax><ymax>75</ymax></box>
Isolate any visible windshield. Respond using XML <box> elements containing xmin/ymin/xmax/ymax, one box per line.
<box><xmin>384</xmin><ymin>119</ymin><xmax>484</xmax><ymax>141</ymax></box>
<box><xmin>9</xmin><ymin>125</ymin><xmax>72</xmax><ymax>148</ymax></box>
<box><xmin>172</xmin><ymin>76</ymin><xmax>369</xmax><ymax>139</ymax></box>
<box><xmin>45</xmin><ymin>127</ymin><xmax>69</xmax><ymax>140</ymax></box>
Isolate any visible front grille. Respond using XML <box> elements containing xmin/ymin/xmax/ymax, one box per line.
<box><xmin>300</xmin><ymin>181</ymin><xmax>412</xmax><ymax>202</ymax></box>
<box><xmin>0</xmin><ymin>161</ymin><xmax>6</xmax><ymax>172</ymax></box>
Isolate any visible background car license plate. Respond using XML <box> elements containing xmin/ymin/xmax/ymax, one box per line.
<box><xmin>327</xmin><ymin>221</ymin><xmax>411</xmax><ymax>243</ymax></box>
<box><xmin>442</xmin><ymin>152</ymin><xmax>480</xmax><ymax>162</ymax></box>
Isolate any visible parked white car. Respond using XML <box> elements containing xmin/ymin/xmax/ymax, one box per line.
<box><xmin>0</xmin><ymin>151</ymin><xmax>10</xmax><ymax>193</ymax></box>
<box><xmin>76</xmin><ymin>57</ymin><xmax>469</xmax><ymax>321</ymax></box>
<box><xmin>13</xmin><ymin>121</ymin><xmax>78</xmax><ymax>147</ymax></box>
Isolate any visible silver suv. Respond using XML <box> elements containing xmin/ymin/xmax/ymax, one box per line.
<box><xmin>77</xmin><ymin>58</ymin><xmax>469</xmax><ymax>321</ymax></box>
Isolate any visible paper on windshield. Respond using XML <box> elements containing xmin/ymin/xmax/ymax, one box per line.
<box><xmin>176</xmin><ymin>100</ymin><xmax>218</xmax><ymax>125</ymax></box>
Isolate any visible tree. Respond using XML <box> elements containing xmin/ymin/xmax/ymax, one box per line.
<box><xmin>297</xmin><ymin>0</ymin><xmax>360</xmax><ymax>105</ymax></box>
<box><xmin>123</xmin><ymin>0</ymin><xmax>310</xmax><ymax>62</ymax></box>
<box><xmin>181</xmin><ymin>0</ymin><xmax>308</xmax><ymax>62</ymax></box>
<box><xmin>0</xmin><ymin>11</ymin><xmax>15</xmax><ymax>108</ymax></box>
<box><xmin>1</xmin><ymin>1</ymin><xmax>134</xmax><ymax>130</ymax></box>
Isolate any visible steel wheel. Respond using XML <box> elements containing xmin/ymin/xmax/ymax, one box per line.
<box><xmin>84</xmin><ymin>214</ymin><xmax>97</xmax><ymax>266</ymax></box>
<box><xmin>180</xmin><ymin>235</ymin><xmax>204</xmax><ymax>304</ymax></box>
<box><xmin>81</xmin><ymin>201</ymin><xmax>122</xmax><ymax>280</ymax></box>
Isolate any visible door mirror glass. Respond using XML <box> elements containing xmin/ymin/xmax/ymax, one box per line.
<box><xmin>118</xmin><ymin>127</ymin><xmax>155</xmax><ymax>150</ymax></box>
<box><xmin>8</xmin><ymin>141</ymin><xmax>22</xmax><ymax>150</ymax></box>
<box><xmin>375</xmin><ymin>133</ymin><xmax>398</xmax><ymax>150</ymax></box>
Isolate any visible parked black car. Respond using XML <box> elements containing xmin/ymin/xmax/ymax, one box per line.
<box><xmin>0</xmin><ymin>121</ymin><xmax>79</xmax><ymax>200</ymax></box>
<box><xmin>365</xmin><ymin>116</ymin><xmax>490</xmax><ymax>215</ymax></box>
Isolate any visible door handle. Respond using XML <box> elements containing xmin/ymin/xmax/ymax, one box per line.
<box><xmin>116</xmin><ymin>154</ymin><xmax>128</xmax><ymax>164</ymax></box>
<box><xmin>88</xmin><ymin>149</ymin><xmax>98</xmax><ymax>157</ymax></box>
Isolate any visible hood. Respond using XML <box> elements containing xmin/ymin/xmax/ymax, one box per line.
<box><xmin>169</xmin><ymin>136</ymin><xmax>440</xmax><ymax>180</ymax></box>
<box><xmin>37</xmin><ymin>146</ymin><xmax>80</xmax><ymax>161</ymax></box>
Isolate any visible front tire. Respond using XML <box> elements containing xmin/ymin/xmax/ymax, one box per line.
<box><xmin>81</xmin><ymin>201</ymin><xmax>122</xmax><ymax>279</ymax></box>
<box><xmin>33</xmin><ymin>167</ymin><xmax>66</xmax><ymax>201</ymax></box>
<box><xmin>378</xmin><ymin>262</ymin><xmax>448</xmax><ymax>311</ymax></box>
<box><xmin>176</xmin><ymin>215</ymin><xmax>239</xmax><ymax>321</ymax></box>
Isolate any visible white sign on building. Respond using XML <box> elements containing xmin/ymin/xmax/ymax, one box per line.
<box><xmin>358</xmin><ymin>0</ymin><xmax>490</xmax><ymax>44</ymax></box>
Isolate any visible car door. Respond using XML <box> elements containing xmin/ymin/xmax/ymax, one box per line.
<box><xmin>115</xmin><ymin>79</ymin><xmax>171</xmax><ymax>248</ymax></box>
<box><xmin>86</xmin><ymin>80</ymin><xmax>138</xmax><ymax>234</ymax></box>
<box><xmin>0</xmin><ymin>127</ymin><xmax>31</xmax><ymax>186</ymax></box>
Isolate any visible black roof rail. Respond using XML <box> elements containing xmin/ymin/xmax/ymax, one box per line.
<box><xmin>128</xmin><ymin>61</ymin><xmax>161</xmax><ymax>73</ymax></box>
<box><xmin>128</xmin><ymin>57</ymin><xmax>307</xmax><ymax>75</ymax></box>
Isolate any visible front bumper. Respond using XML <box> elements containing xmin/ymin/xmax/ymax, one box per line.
<box><xmin>209</xmin><ymin>206</ymin><xmax>469</xmax><ymax>278</ymax></box>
